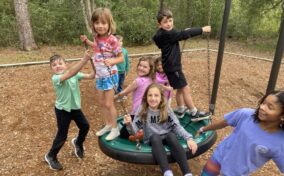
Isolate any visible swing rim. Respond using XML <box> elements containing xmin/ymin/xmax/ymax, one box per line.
<box><xmin>98</xmin><ymin>116</ymin><xmax>217</xmax><ymax>165</ymax></box>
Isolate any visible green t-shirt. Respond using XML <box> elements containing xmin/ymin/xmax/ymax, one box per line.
<box><xmin>52</xmin><ymin>72</ymin><xmax>83</xmax><ymax>112</ymax></box>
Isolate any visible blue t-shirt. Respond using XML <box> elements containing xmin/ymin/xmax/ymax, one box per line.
<box><xmin>213</xmin><ymin>108</ymin><xmax>284</xmax><ymax>175</ymax></box>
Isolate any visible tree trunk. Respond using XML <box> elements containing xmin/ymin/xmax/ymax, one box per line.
<box><xmin>13</xmin><ymin>0</ymin><xmax>38</xmax><ymax>51</ymax></box>
<box><xmin>80</xmin><ymin>0</ymin><xmax>95</xmax><ymax>34</ymax></box>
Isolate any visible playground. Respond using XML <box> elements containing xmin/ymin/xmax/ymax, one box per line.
<box><xmin>0</xmin><ymin>43</ymin><xmax>283</xmax><ymax>175</ymax></box>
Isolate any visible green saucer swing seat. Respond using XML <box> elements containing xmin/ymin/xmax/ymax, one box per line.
<box><xmin>98</xmin><ymin>112</ymin><xmax>217</xmax><ymax>164</ymax></box>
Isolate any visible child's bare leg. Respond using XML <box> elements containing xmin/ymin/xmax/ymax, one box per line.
<box><xmin>98</xmin><ymin>91</ymin><xmax>111</xmax><ymax>125</ymax></box>
<box><xmin>104</xmin><ymin>89</ymin><xmax>120</xmax><ymax>141</ymax></box>
<box><xmin>103</xmin><ymin>89</ymin><xmax>118</xmax><ymax>128</ymax></box>
<box><xmin>176</xmin><ymin>90</ymin><xmax>185</xmax><ymax>111</ymax></box>
<box><xmin>178</xmin><ymin>85</ymin><xmax>195</xmax><ymax>110</ymax></box>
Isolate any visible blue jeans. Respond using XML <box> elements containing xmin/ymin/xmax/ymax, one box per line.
<box><xmin>117</xmin><ymin>72</ymin><xmax>126</xmax><ymax>93</ymax></box>
<box><xmin>48</xmin><ymin>107</ymin><xmax>89</xmax><ymax>158</ymax></box>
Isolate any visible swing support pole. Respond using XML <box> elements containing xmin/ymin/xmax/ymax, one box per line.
<box><xmin>209</xmin><ymin>0</ymin><xmax>232</xmax><ymax>115</ymax></box>
<box><xmin>266</xmin><ymin>7</ymin><xmax>284</xmax><ymax>94</ymax></box>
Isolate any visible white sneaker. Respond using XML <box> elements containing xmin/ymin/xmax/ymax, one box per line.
<box><xmin>95</xmin><ymin>125</ymin><xmax>112</xmax><ymax>136</ymax></box>
<box><xmin>105</xmin><ymin>127</ymin><xmax>120</xmax><ymax>141</ymax></box>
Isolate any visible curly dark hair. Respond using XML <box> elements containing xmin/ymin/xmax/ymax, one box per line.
<box><xmin>253</xmin><ymin>90</ymin><xmax>284</xmax><ymax>130</ymax></box>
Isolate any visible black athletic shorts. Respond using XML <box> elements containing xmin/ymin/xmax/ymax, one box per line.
<box><xmin>165</xmin><ymin>70</ymin><xmax>188</xmax><ymax>89</ymax></box>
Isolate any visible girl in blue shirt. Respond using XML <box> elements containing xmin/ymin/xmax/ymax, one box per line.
<box><xmin>199</xmin><ymin>90</ymin><xmax>284</xmax><ymax>176</ymax></box>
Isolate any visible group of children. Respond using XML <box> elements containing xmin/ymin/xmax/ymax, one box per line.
<box><xmin>44</xmin><ymin>7</ymin><xmax>284</xmax><ymax>176</ymax></box>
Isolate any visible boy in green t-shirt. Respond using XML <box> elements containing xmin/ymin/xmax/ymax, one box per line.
<box><xmin>115</xmin><ymin>35</ymin><xmax>130</xmax><ymax>93</ymax></box>
<box><xmin>45</xmin><ymin>51</ymin><xmax>94</xmax><ymax>170</ymax></box>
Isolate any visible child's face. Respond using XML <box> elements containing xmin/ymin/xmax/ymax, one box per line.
<box><xmin>159</xmin><ymin>17</ymin><xmax>174</xmax><ymax>31</ymax></box>
<box><xmin>156</xmin><ymin>61</ymin><xmax>164</xmax><ymax>73</ymax></box>
<box><xmin>259</xmin><ymin>95</ymin><xmax>284</xmax><ymax>124</ymax></box>
<box><xmin>119</xmin><ymin>39</ymin><xmax>123</xmax><ymax>47</ymax></box>
<box><xmin>50</xmin><ymin>59</ymin><xmax>67</xmax><ymax>74</ymax></box>
<box><xmin>147</xmin><ymin>87</ymin><xmax>162</xmax><ymax>110</ymax></box>
<box><xmin>93</xmin><ymin>18</ymin><xmax>109</xmax><ymax>37</ymax></box>
<box><xmin>137</xmin><ymin>60</ymin><xmax>151</xmax><ymax>77</ymax></box>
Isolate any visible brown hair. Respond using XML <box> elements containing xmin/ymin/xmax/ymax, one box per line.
<box><xmin>136</xmin><ymin>56</ymin><xmax>155</xmax><ymax>80</ymax></box>
<box><xmin>154</xmin><ymin>56</ymin><xmax>162</xmax><ymax>73</ymax></box>
<box><xmin>139</xmin><ymin>83</ymin><xmax>168</xmax><ymax>123</ymax></box>
<box><xmin>91</xmin><ymin>7</ymin><xmax>116</xmax><ymax>35</ymax></box>
<box><xmin>49</xmin><ymin>54</ymin><xmax>65</xmax><ymax>65</ymax></box>
<box><xmin>156</xmin><ymin>8</ymin><xmax>173</xmax><ymax>23</ymax></box>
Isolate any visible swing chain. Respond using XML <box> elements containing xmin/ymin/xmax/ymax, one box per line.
<box><xmin>207</xmin><ymin>0</ymin><xmax>212</xmax><ymax>115</ymax></box>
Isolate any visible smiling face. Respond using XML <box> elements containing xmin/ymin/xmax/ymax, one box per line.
<box><xmin>159</xmin><ymin>16</ymin><xmax>174</xmax><ymax>31</ymax></box>
<box><xmin>137</xmin><ymin>60</ymin><xmax>151</xmax><ymax>77</ymax></box>
<box><xmin>147</xmin><ymin>87</ymin><xmax>162</xmax><ymax>110</ymax></box>
<box><xmin>156</xmin><ymin>60</ymin><xmax>163</xmax><ymax>73</ymax></box>
<box><xmin>258</xmin><ymin>94</ymin><xmax>284</xmax><ymax>125</ymax></box>
<box><xmin>50</xmin><ymin>59</ymin><xmax>67</xmax><ymax>74</ymax></box>
<box><xmin>93</xmin><ymin>17</ymin><xmax>109</xmax><ymax>37</ymax></box>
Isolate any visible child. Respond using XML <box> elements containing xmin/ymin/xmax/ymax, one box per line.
<box><xmin>199</xmin><ymin>90</ymin><xmax>284</xmax><ymax>175</ymax></box>
<box><xmin>115</xmin><ymin>35</ymin><xmax>130</xmax><ymax>93</ymax></box>
<box><xmin>124</xmin><ymin>83</ymin><xmax>197</xmax><ymax>176</ymax></box>
<box><xmin>152</xmin><ymin>8</ymin><xmax>211</xmax><ymax>120</ymax></box>
<box><xmin>154</xmin><ymin>57</ymin><xmax>173</xmax><ymax>106</ymax></box>
<box><xmin>80</xmin><ymin>7</ymin><xmax>123</xmax><ymax>141</ymax></box>
<box><xmin>45</xmin><ymin>52</ymin><xmax>94</xmax><ymax>170</ymax></box>
<box><xmin>114</xmin><ymin>56</ymin><xmax>155</xmax><ymax>139</ymax></box>
<box><xmin>115</xmin><ymin>56</ymin><xmax>155</xmax><ymax>115</ymax></box>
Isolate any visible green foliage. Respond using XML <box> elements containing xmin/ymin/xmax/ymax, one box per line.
<box><xmin>29</xmin><ymin>0</ymin><xmax>86</xmax><ymax>45</ymax></box>
<box><xmin>113</xmin><ymin>5</ymin><xmax>157</xmax><ymax>45</ymax></box>
<box><xmin>0</xmin><ymin>1</ymin><xmax>18</xmax><ymax>46</ymax></box>
<box><xmin>0</xmin><ymin>0</ymin><xmax>282</xmax><ymax>48</ymax></box>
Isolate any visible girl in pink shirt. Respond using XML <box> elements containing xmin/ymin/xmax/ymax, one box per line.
<box><xmin>154</xmin><ymin>57</ymin><xmax>173</xmax><ymax>106</ymax></box>
<box><xmin>115</xmin><ymin>56</ymin><xmax>155</xmax><ymax>114</ymax></box>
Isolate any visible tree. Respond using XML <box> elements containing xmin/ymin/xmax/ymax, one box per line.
<box><xmin>13</xmin><ymin>0</ymin><xmax>37</xmax><ymax>51</ymax></box>
<box><xmin>80</xmin><ymin>0</ymin><xmax>96</xmax><ymax>34</ymax></box>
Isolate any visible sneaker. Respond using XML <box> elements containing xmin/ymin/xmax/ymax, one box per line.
<box><xmin>175</xmin><ymin>108</ymin><xmax>189</xmax><ymax>118</ymax></box>
<box><xmin>105</xmin><ymin>127</ymin><xmax>120</xmax><ymax>141</ymax></box>
<box><xmin>71</xmin><ymin>138</ymin><xmax>84</xmax><ymax>159</ymax></box>
<box><xmin>96</xmin><ymin>125</ymin><xmax>112</xmax><ymax>136</ymax></box>
<box><xmin>191</xmin><ymin>111</ymin><xmax>211</xmax><ymax>122</ymax></box>
<box><xmin>44</xmin><ymin>154</ymin><xmax>63</xmax><ymax>170</ymax></box>
<box><xmin>163</xmin><ymin>170</ymin><xmax>174</xmax><ymax>176</ymax></box>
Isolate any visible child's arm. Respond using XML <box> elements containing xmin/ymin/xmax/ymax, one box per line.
<box><xmin>114</xmin><ymin>79</ymin><xmax>138</xmax><ymax>100</ymax></box>
<box><xmin>80</xmin><ymin>35</ymin><xmax>95</xmax><ymax>47</ymax></box>
<box><xmin>81</xmin><ymin>71</ymin><xmax>95</xmax><ymax>80</ymax></box>
<box><xmin>197</xmin><ymin>119</ymin><xmax>228</xmax><ymax>136</ymax></box>
<box><xmin>60</xmin><ymin>50</ymin><xmax>91</xmax><ymax>82</ymax></box>
<box><xmin>104</xmin><ymin>52</ymin><xmax>123</xmax><ymax>67</ymax></box>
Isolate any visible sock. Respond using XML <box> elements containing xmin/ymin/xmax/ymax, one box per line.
<box><xmin>190</xmin><ymin>107</ymin><xmax>198</xmax><ymax>116</ymax></box>
<box><xmin>177</xmin><ymin>105</ymin><xmax>186</xmax><ymax>112</ymax></box>
<box><xmin>184</xmin><ymin>173</ymin><xmax>193</xmax><ymax>176</ymax></box>
<box><xmin>163</xmin><ymin>170</ymin><xmax>173</xmax><ymax>176</ymax></box>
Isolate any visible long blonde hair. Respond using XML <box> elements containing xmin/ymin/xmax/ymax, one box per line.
<box><xmin>139</xmin><ymin>83</ymin><xmax>168</xmax><ymax>123</ymax></box>
<box><xmin>91</xmin><ymin>7</ymin><xmax>116</xmax><ymax>35</ymax></box>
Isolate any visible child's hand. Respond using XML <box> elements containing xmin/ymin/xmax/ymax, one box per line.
<box><xmin>104</xmin><ymin>59</ymin><xmax>114</xmax><ymax>67</ymax></box>
<box><xmin>124</xmin><ymin>114</ymin><xmax>132</xmax><ymax>124</ymax></box>
<box><xmin>202</xmin><ymin>26</ymin><xmax>211</xmax><ymax>33</ymax></box>
<box><xmin>195</xmin><ymin>126</ymin><xmax>205</xmax><ymax>137</ymax></box>
<box><xmin>80</xmin><ymin>35</ymin><xmax>88</xmax><ymax>43</ymax></box>
<box><xmin>83</xmin><ymin>50</ymin><xmax>91</xmax><ymax>60</ymax></box>
<box><xmin>187</xmin><ymin>139</ymin><xmax>198</xmax><ymax>154</ymax></box>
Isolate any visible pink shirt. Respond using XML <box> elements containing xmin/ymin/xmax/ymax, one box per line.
<box><xmin>92</xmin><ymin>34</ymin><xmax>121</xmax><ymax>78</ymax></box>
<box><xmin>131</xmin><ymin>76</ymin><xmax>152</xmax><ymax>115</ymax></box>
<box><xmin>155</xmin><ymin>72</ymin><xmax>171</xmax><ymax>99</ymax></box>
